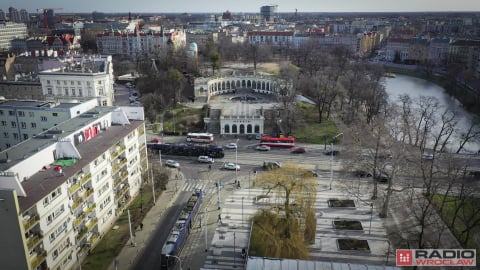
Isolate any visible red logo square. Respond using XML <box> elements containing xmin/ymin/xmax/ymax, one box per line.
<box><xmin>396</xmin><ymin>249</ymin><xmax>413</xmax><ymax>266</ymax></box>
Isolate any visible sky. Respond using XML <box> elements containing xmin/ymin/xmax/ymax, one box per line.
<box><xmin>2</xmin><ymin>0</ymin><xmax>479</xmax><ymax>14</ymax></box>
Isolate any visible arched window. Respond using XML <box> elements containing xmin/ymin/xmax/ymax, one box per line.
<box><xmin>232</xmin><ymin>124</ymin><xmax>237</xmax><ymax>133</ymax></box>
<box><xmin>254</xmin><ymin>125</ymin><xmax>260</xmax><ymax>133</ymax></box>
<box><xmin>239</xmin><ymin>124</ymin><xmax>245</xmax><ymax>134</ymax></box>
<box><xmin>247</xmin><ymin>124</ymin><xmax>252</xmax><ymax>133</ymax></box>
<box><xmin>224</xmin><ymin>124</ymin><xmax>230</xmax><ymax>133</ymax></box>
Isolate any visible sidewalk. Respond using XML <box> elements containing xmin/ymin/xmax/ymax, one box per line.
<box><xmin>106</xmin><ymin>175</ymin><xmax>185</xmax><ymax>270</ymax></box>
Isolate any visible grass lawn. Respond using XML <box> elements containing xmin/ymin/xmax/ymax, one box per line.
<box><xmin>82</xmin><ymin>186</ymin><xmax>160</xmax><ymax>269</ymax></box>
<box><xmin>337</xmin><ymin>238</ymin><xmax>370</xmax><ymax>251</ymax></box>
<box><xmin>292</xmin><ymin>103</ymin><xmax>339</xmax><ymax>144</ymax></box>
<box><xmin>155</xmin><ymin>105</ymin><xmax>204</xmax><ymax>134</ymax></box>
<box><xmin>334</xmin><ymin>220</ymin><xmax>364</xmax><ymax>230</ymax></box>
<box><xmin>328</xmin><ymin>199</ymin><xmax>356</xmax><ymax>208</ymax></box>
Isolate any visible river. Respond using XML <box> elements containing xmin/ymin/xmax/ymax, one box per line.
<box><xmin>384</xmin><ymin>74</ymin><xmax>479</xmax><ymax>154</ymax></box>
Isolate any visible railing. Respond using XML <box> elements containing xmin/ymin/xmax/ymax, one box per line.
<box><xmin>27</xmin><ymin>234</ymin><xmax>41</xmax><ymax>250</ymax></box>
<box><xmin>76</xmin><ymin>227</ymin><xmax>88</xmax><ymax>242</ymax></box>
<box><xmin>85</xmin><ymin>188</ymin><xmax>93</xmax><ymax>199</ymax></box>
<box><xmin>23</xmin><ymin>214</ymin><xmax>40</xmax><ymax>230</ymax></box>
<box><xmin>72</xmin><ymin>198</ymin><xmax>83</xmax><ymax>210</ymax></box>
<box><xmin>85</xmin><ymin>203</ymin><xmax>96</xmax><ymax>214</ymax></box>
<box><xmin>69</xmin><ymin>183</ymin><xmax>81</xmax><ymax>194</ymax></box>
<box><xmin>86</xmin><ymin>217</ymin><xmax>98</xmax><ymax>231</ymax></box>
<box><xmin>74</xmin><ymin>214</ymin><xmax>85</xmax><ymax>227</ymax></box>
<box><xmin>30</xmin><ymin>249</ymin><xmax>47</xmax><ymax>269</ymax></box>
<box><xmin>81</xmin><ymin>173</ymin><xmax>92</xmax><ymax>184</ymax></box>
<box><xmin>88</xmin><ymin>232</ymin><xmax>100</xmax><ymax>244</ymax></box>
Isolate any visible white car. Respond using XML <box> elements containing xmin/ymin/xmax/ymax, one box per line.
<box><xmin>255</xmin><ymin>145</ymin><xmax>271</xmax><ymax>151</ymax></box>
<box><xmin>165</xmin><ymin>160</ymin><xmax>180</xmax><ymax>168</ymax></box>
<box><xmin>223</xmin><ymin>162</ymin><xmax>240</xmax><ymax>171</ymax></box>
<box><xmin>198</xmin><ymin>155</ymin><xmax>214</xmax><ymax>163</ymax></box>
<box><xmin>225</xmin><ymin>142</ymin><xmax>237</xmax><ymax>149</ymax></box>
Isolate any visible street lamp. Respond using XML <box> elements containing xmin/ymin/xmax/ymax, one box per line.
<box><xmin>241</xmin><ymin>197</ymin><xmax>244</xmax><ymax>225</ymax></box>
<box><xmin>217</xmin><ymin>180</ymin><xmax>221</xmax><ymax>210</ymax></box>
<box><xmin>233</xmin><ymin>232</ymin><xmax>236</xmax><ymax>268</ymax></box>
<box><xmin>166</xmin><ymin>255</ymin><xmax>183</xmax><ymax>270</ymax></box>
<box><xmin>329</xmin><ymin>143</ymin><xmax>333</xmax><ymax>190</ymax></box>
<box><xmin>235</xmin><ymin>138</ymin><xmax>239</xmax><ymax>185</ymax></box>
<box><xmin>369</xmin><ymin>203</ymin><xmax>374</xmax><ymax>234</ymax></box>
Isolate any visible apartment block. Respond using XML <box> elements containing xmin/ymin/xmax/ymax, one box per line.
<box><xmin>0</xmin><ymin>22</ymin><xmax>28</xmax><ymax>51</ymax></box>
<box><xmin>0</xmin><ymin>105</ymin><xmax>147</xmax><ymax>270</ymax></box>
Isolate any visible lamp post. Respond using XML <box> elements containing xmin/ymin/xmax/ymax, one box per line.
<box><xmin>166</xmin><ymin>255</ymin><xmax>183</xmax><ymax>270</ymax></box>
<box><xmin>369</xmin><ymin>203</ymin><xmax>373</xmax><ymax>234</ymax></box>
<box><xmin>217</xmin><ymin>180</ymin><xmax>221</xmax><ymax>210</ymax></box>
<box><xmin>235</xmin><ymin>138</ymin><xmax>239</xmax><ymax>185</ymax></box>
<box><xmin>329</xmin><ymin>143</ymin><xmax>333</xmax><ymax>190</ymax></box>
<box><xmin>233</xmin><ymin>232</ymin><xmax>236</xmax><ymax>268</ymax></box>
<box><xmin>241</xmin><ymin>197</ymin><xmax>244</xmax><ymax>225</ymax></box>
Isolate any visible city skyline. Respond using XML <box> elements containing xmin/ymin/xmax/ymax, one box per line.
<box><xmin>1</xmin><ymin>0</ymin><xmax>479</xmax><ymax>14</ymax></box>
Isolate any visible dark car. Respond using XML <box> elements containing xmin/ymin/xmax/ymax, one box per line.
<box><xmin>374</xmin><ymin>172</ymin><xmax>389</xmax><ymax>183</ymax></box>
<box><xmin>355</xmin><ymin>170</ymin><xmax>373</xmax><ymax>178</ymax></box>
<box><xmin>324</xmin><ymin>150</ymin><xmax>339</xmax><ymax>156</ymax></box>
<box><xmin>291</xmin><ymin>147</ymin><xmax>306</xmax><ymax>154</ymax></box>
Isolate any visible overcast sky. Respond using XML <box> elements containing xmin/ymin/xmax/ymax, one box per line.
<box><xmin>2</xmin><ymin>0</ymin><xmax>479</xmax><ymax>14</ymax></box>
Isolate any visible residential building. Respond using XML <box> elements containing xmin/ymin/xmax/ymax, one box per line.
<box><xmin>448</xmin><ymin>39</ymin><xmax>480</xmax><ymax>73</ymax></box>
<box><xmin>247</xmin><ymin>31</ymin><xmax>295</xmax><ymax>47</ymax></box>
<box><xmin>0</xmin><ymin>99</ymin><xmax>98</xmax><ymax>150</ymax></box>
<box><xmin>38</xmin><ymin>55</ymin><xmax>115</xmax><ymax>106</ymax></box>
<box><xmin>0</xmin><ymin>22</ymin><xmax>28</xmax><ymax>52</ymax></box>
<box><xmin>96</xmin><ymin>28</ymin><xmax>187</xmax><ymax>60</ymax></box>
<box><xmin>385</xmin><ymin>38</ymin><xmax>411</xmax><ymax>62</ymax></box>
<box><xmin>0</xmin><ymin>81</ymin><xmax>43</xmax><ymax>101</ymax></box>
<box><xmin>0</xmin><ymin>105</ymin><xmax>147</xmax><ymax>270</ymax></box>
<box><xmin>428</xmin><ymin>37</ymin><xmax>450</xmax><ymax>65</ymax></box>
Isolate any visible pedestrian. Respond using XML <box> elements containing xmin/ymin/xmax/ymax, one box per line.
<box><xmin>217</xmin><ymin>214</ymin><xmax>222</xmax><ymax>224</ymax></box>
<box><xmin>208</xmin><ymin>164</ymin><xmax>212</xmax><ymax>170</ymax></box>
<box><xmin>140</xmin><ymin>223</ymin><xmax>144</xmax><ymax>231</ymax></box>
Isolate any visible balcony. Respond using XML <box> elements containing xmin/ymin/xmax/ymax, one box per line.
<box><xmin>111</xmin><ymin>146</ymin><xmax>126</xmax><ymax>160</ymax></box>
<box><xmin>69</xmin><ymin>183</ymin><xmax>81</xmax><ymax>194</ymax></box>
<box><xmin>76</xmin><ymin>227</ymin><xmax>88</xmax><ymax>242</ymax></box>
<box><xmin>72</xmin><ymin>198</ymin><xmax>83</xmax><ymax>210</ymax></box>
<box><xmin>74</xmin><ymin>213</ymin><xmax>86</xmax><ymax>227</ymax></box>
<box><xmin>81</xmin><ymin>173</ymin><xmax>92</xmax><ymax>184</ymax></box>
<box><xmin>23</xmin><ymin>214</ymin><xmax>40</xmax><ymax>230</ymax></box>
<box><xmin>84</xmin><ymin>188</ymin><xmax>93</xmax><ymax>199</ymax></box>
<box><xmin>88</xmin><ymin>232</ymin><xmax>100</xmax><ymax>244</ymax></box>
<box><xmin>86</xmin><ymin>217</ymin><xmax>98</xmax><ymax>231</ymax></box>
<box><xmin>27</xmin><ymin>234</ymin><xmax>42</xmax><ymax>250</ymax></box>
<box><xmin>30</xmin><ymin>249</ymin><xmax>47</xmax><ymax>269</ymax></box>
<box><xmin>85</xmin><ymin>203</ymin><xmax>96</xmax><ymax>215</ymax></box>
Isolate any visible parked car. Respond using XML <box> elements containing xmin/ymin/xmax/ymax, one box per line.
<box><xmin>291</xmin><ymin>147</ymin><xmax>306</xmax><ymax>154</ymax></box>
<box><xmin>225</xmin><ymin>142</ymin><xmax>237</xmax><ymax>149</ymax></box>
<box><xmin>263</xmin><ymin>161</ymin><xmax>282</xmax><ymax>170</ymax></box>
<box><xmin>255</xmin><ymin>145</ymin><xmax>271</xmax><ymax>151</ymax></box>
<box><xmin>308</xmin><ymin>170</ymin><xmax>319</xmax><ymax>177</ymax></box>
<box><xmin>324</xmin><ymin>150</ymin><xmax>340</xmax><ymax>156</ymax></box>
<box><xmin>255</xmin><ymin>134</ymin><xmax>262</xmax><ymax>140</ymax></box>
<box><xmin>374</xmin><ymin>172</ymin><xmax>389</xmax><ymax>183</ymax></box>
<box><xmin>354</xmin><ymin>170</ymin><xmax>373</xmax><ymax>178</ymax></box>
<box><xmin>165</xmin><ymin>160</ymin><xmax>180</xmax><ymax>168</ymax></box>
<box><xmin>247</xmin><ymin>134</ymin><xmax>254</xmax><ymax>140</ymax></box>
<box><xmin>223</xmin><ymin>162</ymin><xmax>240</xmax><ymax>170</ymax></box>
<box><xmin>422</xmin><ymin>153</ymin><xmax>434</xmax><ymax>160</ymax></box>
<box><xmin>198</xmin><ymin>155</ymin><xmax>214</xmax><ymax>164</ymax></box>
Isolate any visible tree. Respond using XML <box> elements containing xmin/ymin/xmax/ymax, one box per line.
<box><xmin>209</xmin><ymin>52</ymin><xmax>221</xmax><ymax>75</ymax></box>
<box><xmin>252</xmin><ymin>163</ymin><xmax>316</xmax><ymax>251</ymax></box>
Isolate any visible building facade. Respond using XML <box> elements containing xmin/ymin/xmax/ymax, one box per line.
<box><xmin>0</xmin><ymin>22</ymin><xmax>28</xmax><ymax>52</ymax></box>
<box><xmin>38</xmin><ymin>55</ymin><xmax>115</xmax><ymax>106</ymax></box>
<box><xmin>0</xmin><ymin>99</ymin><xmax>98</xmax><ymax>150</ymax></box>
<box><xmin>0</xmin><ymin>105</ymin><xmax>147</xmax><ymax>270</ymax></box>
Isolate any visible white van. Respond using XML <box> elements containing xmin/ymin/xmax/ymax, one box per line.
<box><xmin>198</xmin><ymin>156</ymin><xmax>214</xmax><ymax>164</ymax></box>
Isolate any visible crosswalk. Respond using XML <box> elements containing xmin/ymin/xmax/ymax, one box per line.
<box><xmin>181</xmin><ymin>178</ymin><xmax>220</xmax><ymax>197</ymax></box>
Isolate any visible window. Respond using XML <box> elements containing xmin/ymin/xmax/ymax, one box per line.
<box><xmin>21</xmin><ymin>122</ymin><xmax>26</xmax><ymax>129</ymax></box>
<box><xmin>11</xmin><ymin>122</ymin><xmax>16</xmax><ymax>128</ymax></box>
<box><xmin>18</xmin><ymin>111</ymin><xmax>25</xmax><ymax>117</ymax></box>
<box><xmin>78</xmin><ymin>89</ymin><xmax>82</xmax><ymax>97</ymax></box>
<box><xmin>31</xmin><ymin>122</ymin><xmax>37</xmax><ymax>128</ymax></box>
<box><xmin>41</xmin><ymin>116</ymin><xmax>47</xmax><ymax>121</ymax></box>
<box><xmin>3</xmin><ymin>132</ymin><xmax>8</xmax><ymax>138</ymax></box>
<box><xmin>56</xmin><ymin>80</ymin><xmax>60</xmax><ymax>85</ymax></box>
<box><xmin>9</xmin><ymin>110</ymin><xmax>15</xmax><ymax>116</ymax></box>
<box><xmin>47</xmin><ymin>80</ymin><xmax>51</xmax><ymax>84</ymax></box>
<box><xmin>64</xmin><ymin>88</ymin><xmax>68</xmax><ymax>96</ymax></box>
<box><xmin>70</xmin><ymin>81</ymin><xmax>74</xmax><ymax>85</ymax></box>
<box><xmin>1</xmin><ymin>121</ymin><xmax>6</xmax><ymax>126</ymax></box>
<box><xmin>77</xmin><ymin>81</ymin><xmax>81</xmax><ymax>85</ymax></box>
<box><xmin>71</xmin><ymin>89</ymin><xmax>75</xmax><ymax>96</ymax></box>
<box><xmin>23</xmin><ymin>134</ymin><xmax>28</xmax><ymax>140</ymax></box>
<box><xmin>52</xmin><ymin>113</ymin><xmax>58</xmax><ymax>117</ymax></box>
<box><xmin>13</xmin><ymin>133</ymin><xmax>18</xmax><ymax>140</ymax></box>
<box><xmin>29</xmin><ymin>112</ymin><xmax>34</xmax><ymax>117</ymax></box>
<box><xmin>0</xmin><ymin>110</ymin><xmax>3</xmax><ymax>115</ymax></box>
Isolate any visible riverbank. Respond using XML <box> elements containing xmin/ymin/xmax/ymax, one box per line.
<box><xmin>386</xmin><ymin>65</ymin><xmax>480</xmax><ymax>117</ymax></box>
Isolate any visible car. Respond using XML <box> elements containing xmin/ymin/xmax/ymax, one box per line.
<box><xmin>374</xmin><ymin>172</ymin><xmax>389</xmax><ymax>183</ymax></box>
<box><xmin>308</xmin><ymin>170</ymin><xmax>319</xmax><ymax>177</ymax></box>
<box><xmin>165</xmin><ymin>160</ymin><xmax>180</xmax><ymax>168</ymax></box>
<box><xmin>225</xmin><ymin>142</ymin><xmax>238</xmax><ymax>149</ymax></box>
<box><xmin>255</xmin><ymin>145</ymin><xmax>271</xmax><ymax>151</ymax></box>
<box><xmin>263</xmin><ymin>161</ymin><xmax>282</xmax><ymax>170</ymax></box>
<box><xmin>324</xmin><ymin>150</ymin><xmax>340</xmax><ymax>156</ymax></box>
<box><xmin>247</xmin><ymin>134</ymin><xmax>254</xmax><ymax>140</ymax></box>
<box><xmin>198</xmin><ymin>155</ymin><xmax>214</xmax><ymax>164</ymax></box>
<box><xmin>422</xmin><ymin>153</ymin><xmax>434</xmax><ymax>160</ymax></box>
<box><xmin>223</xmin><ymin>162</ymin><xmax>240</xmax><ymax>170</ymax></box>
<box><xmin>255</xmin><ymin>134</ymin><xmax>262</xmax><ymax>140</ymax></box>
<box><xmin>354</xmin><ymin>170</ymin><xmax>373</xmax><ymax>178</ymax></box>
<box><xmin>291</xmin><ymin>147</ymin><xmax>306</xmax><ymax>154</ymax></box>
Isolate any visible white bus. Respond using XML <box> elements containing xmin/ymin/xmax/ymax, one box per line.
<box><xmin>186</xmin><ymin>133</ymin><xmax>214</xmax><ymax>143</ymax></box>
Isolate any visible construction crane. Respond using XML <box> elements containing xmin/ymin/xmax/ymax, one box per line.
<box><xmin>36</xmin><ymin>8</ymin><xmax>63</xmax><ymax>33</ymax></box>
